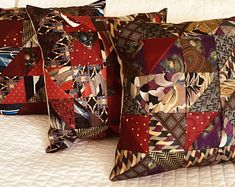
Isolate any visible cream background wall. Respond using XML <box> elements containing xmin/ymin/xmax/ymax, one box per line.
<box><xmin>0</xmin><ymin>0</ymin><xmax>16</xmax><ymax>8</ymax></box>
<box><xmin>105</xmin><ymin>0</ymin><xmax>235</xmax><ymax>23</ymax></box>
<box><xmin>1</xmin><ymin>0</ymin><xmax>235</xmax><ymax>23</ymax></box>
<box><xmin>16</xmin><ymin>0</ymin><xmax>98</xmax><ymax>8</ymax></box>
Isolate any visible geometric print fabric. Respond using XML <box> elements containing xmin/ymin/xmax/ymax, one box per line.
<box><xmin>109</xmin><ymin>17</ymin><xmax>235</xmax><ymax>181</ymax></box>
<box><xmin>26</xmin><ymin>4</ymin><xmax>168</xmax><ymax>153</ymax></box>
<box><xmin>0</xmin><ymin>8</ymin><xmax>47</xmax><ymax>115</ymax></box>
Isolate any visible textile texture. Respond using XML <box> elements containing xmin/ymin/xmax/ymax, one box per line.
<box><xmin>27</xmin><ymin>3</ymin><xmax>167</xmax><ymax>153</ymax></box>
<box><xmin>0</xmin><ymin>0</ymin><xmax>107</xmax><ymax>115</ymax></box>
<box><xmin>107</xmin><ymin>17</ymin><xmax>235</xmax><ymax>181</ymax></box>
<box><xmin>0</xmin><ymin>8</ymin><xmax>47</xmax><ymax>115</ymax></box>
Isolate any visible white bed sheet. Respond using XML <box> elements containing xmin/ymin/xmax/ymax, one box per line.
<box><xmin>0</xmin><ymin>115</ymin><xmax>235</xmax><ymax>187</ymax></box>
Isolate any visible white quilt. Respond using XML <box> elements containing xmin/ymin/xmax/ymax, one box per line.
<box><xmin>0</xmin><ymin>115</ymin><xmax>235</xmax><ymax>187</ymax></box>
<box><xmin>0</xmin><ymin>0</ymin><xmax>235</xmax><ymax>186</ymax></box>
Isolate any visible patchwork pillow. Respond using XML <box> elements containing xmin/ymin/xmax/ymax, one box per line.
<box><xmin>0</xmin><ymin>1</ymin><xmax>106</xmax><ymax>115</ymax></box>
<box><xmin>26</xmin><ymin>4</ymin><xmax>167</xmax><ymax>152</ymax></box>
<box><xmin>107</xmin><ymin>17</ymin><xmax>235</xmax><ymax>180</ymax></box>
<box><xmin>0</xmin><ymin>8</ymin><xmax>47</xmax><ymax>115</ymax></box>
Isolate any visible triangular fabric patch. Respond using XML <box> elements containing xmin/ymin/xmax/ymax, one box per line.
<box><xmin>81</xmin><ymin>83</ymin><xmax>92</xmax><ymax>97</ymax></box>
<box><xmin>1</xmin><ymin>78</ymin><xmax>27</xmax><ymax>104</ymax></box>
<box><xmin>143</xmin><ymin>37</ymin><xmax>177</xmax><ymax>74</ymax></box>
<box><xmin>153</xmin><ymin>112</ymin><xmax>186</xmax><ymax>148</ymax></box>
<box><xmin>45</xmin><ymin>73</ymin><xmax>72</xmax><ymax>100</ymax></box>
<box><xmin>0</xmin><ymin>47</ymin><xmax>21</xmax><ymax>72</ymax></box>
<box><xmin>186</xmin><ymin>72</ymin><xmax>215</xmax><ymax>109</ymax></box>
<box><xmin>50</xmin><ymin>99</ymin><xmax>75</xmax><ymax>129</ymax></box>
<box><xmin>112</xmin><ymin>155</ymin><xmax>149</xmax><ymax>180</ymax></box>
<box><xmin>149</xmin><ymin>115</ymin><xmax>184</xmax><ymax>152</ymax></box>
<box><xmin>110</xmin><ymin>149</ymin><xmax>147</xmax><ymax>181</ymax></box>
<box><xmin>215</xmin><ymin>35</ymin><xmax>235</xmax><ymax>70</ymax></box>
<box><xmin>189</xmin><ymin>77</ymin><xmax>221</xmax><ymax>112</ymax></box>
<box><xmin>185</xmin><ymin>112</ymin><xmax>219</xmax><ymax>149</ymax></box>
<box><xmin>2</xmin><ymin>49</ymin><xmax>25</xmax><ymax>76</ymax></box>
<box><xmin>27</xmin><ymin>58</ymin><xmax>44</xmax><ymax>76</ymax></box>
<box><xmin>192</xmin><ymin>114</ymin><xmax>222</xmax><ymax>150</ymax></box>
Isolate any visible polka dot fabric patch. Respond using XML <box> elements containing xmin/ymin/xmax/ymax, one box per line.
<box><xmin>119</xmin><ymin>115</ymin><xmax>149</xmax><ymax>153</ymax></box>
<box><xmin>70</xmin><ymin>39</ymin><xmax>103</xmax><ymax>66</ymax></box>
<box><xmin>185</xmin><ymin>112</ymin><xmax>219</xmax><ymax>149</ymax></box>
<box><xmin>0</xmin><ymin>20</ymin><xmax>23</xmax><ymax>47</ymax></box>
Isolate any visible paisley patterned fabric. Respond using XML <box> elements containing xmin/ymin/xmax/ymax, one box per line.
<box><xmin>108</xmin><ymin>17</ymin><xmax>235</xmax><ymax>181</ymax></box>
<box><xmin>27</xmin><ymin>4</ymin><xmax>167</xmax><ymax>153</ymax></box>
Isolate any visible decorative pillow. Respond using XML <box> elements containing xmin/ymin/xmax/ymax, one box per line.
<box><xmin>0</xmin><ymin>8</ymin><xmax>47</xmax><ymax>115</ymax></box>
<box><xmin>107</xmin><ymin>17</ymin><xmax>235</xmax><ymax>180</ymax></box>
<box><xmin>0</xmin><ymin>1</ymin><xmax>106</xmax><ymax>115</ymax></box>
<box><xmin>26</xmin><ymin>4</ymin><xmax>167</xmax><ymax>152</ymax></box>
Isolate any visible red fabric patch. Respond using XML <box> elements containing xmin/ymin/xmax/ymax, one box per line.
<box><xmin>27</xmin><ymin>48</ymin><xmax>44</xmax><ymax>76</ymax></box>
<box><xmin>50</xmin><ymin>99</ymin><xmax>75</xmax><ymax>129</ymax></box>
<box><xmin>154</xmin><ymin>15</ymin><xmax>161</xmax><ymax>23</ymax></box>
<box><xmin>45</xmin><ymin>73</ymin><xmax>72</xmax><ymax>100</ymax></box>
<box><xmin>60</xmin><ymin>80</ymin><xmax>73</xmax><ymax>92</ymax></box>
<box><xmin>108</xmin><ymin>95</ymin><xmax>122</xmax><ymax>134</ymax></box>
<box><xmin>1</xmin><ymin>49</ymin><xmax>25</xmax><ymax>76</ymax></box>
<box><xmin>101</xmin><ymin>68</ymin><xmax>107</xmax><ymax>81</ymax></box>
<box><xmin>18</xmin><ymin>102</ymin><xmax>48</xmax><ymax>114</ymax></box>
<box><xmin>0</xmin><ymin>20</ymin><xmax>23</xmax><ymax>47</ymax></box>
<box><xmin>98</xmin><ymin>32</ymin><xmax>112</xmax><ymax>57</ymax></box>
<box><xmin>70</xmin><ymin>40</ymin><xmax>103</xmax><ymax>66</ymax></box>
<box><xmin>185</xmin><ymin>112</ymin><xmax>219</xmax><ymax>150</ymax></box>
<box><xmin>81</xmin><ymin>83</ymin><xmax>92</xmax><ymax>97</ymax></box>
<box><xmin>118</xmin><ymin>115</ymin><xmax>149</xmax><ymax>153</ymax></box>
<box><xmin>1</xmin><ymin>78</ymin><xmax>27</xmax><ymax>104</ymax></box>
<box><xmin>27</xmin><ymin>58</ymin><xmax>44</xmax><ymax>76</ymax></box>
<box><xmin>143</xmin><ymin>37</ymin><xmax>177</xmax><ymax>74</ymax></box>
<box><xmin>63</xmin><ymin>15</ymin><xmax>96</xmax><ymax>32</ymax></box>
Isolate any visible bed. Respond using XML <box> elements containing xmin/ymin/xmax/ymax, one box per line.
<box><xmin>0</xmin><ymin>115</ymin><xmax>235</xmax><ymax>187</ymax></box>
<box><xmin>1</xmin><ymin>0</ymin><xmax>235</xmax><ymax>186</ymax></box>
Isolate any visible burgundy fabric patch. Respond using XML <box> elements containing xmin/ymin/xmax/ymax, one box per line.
<box><xmin>119</xmin><ymin>115</ymin><xmax>149</xmax><ymax>153</ymax></box>
<box><xmin>0</xmin><ymin>20</ymin><xmax>23</xmax><ymax>47</ymax></box>
<box><xmin>143</xmin><ymin>37</ymin><xmax>178</xmax><ymax>74</ymax></box>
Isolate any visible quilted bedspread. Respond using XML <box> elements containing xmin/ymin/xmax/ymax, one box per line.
<box><xmin>0</xmin><ymin>115</ymin><xmax>235</xmax><ymax>187</ymax></box>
